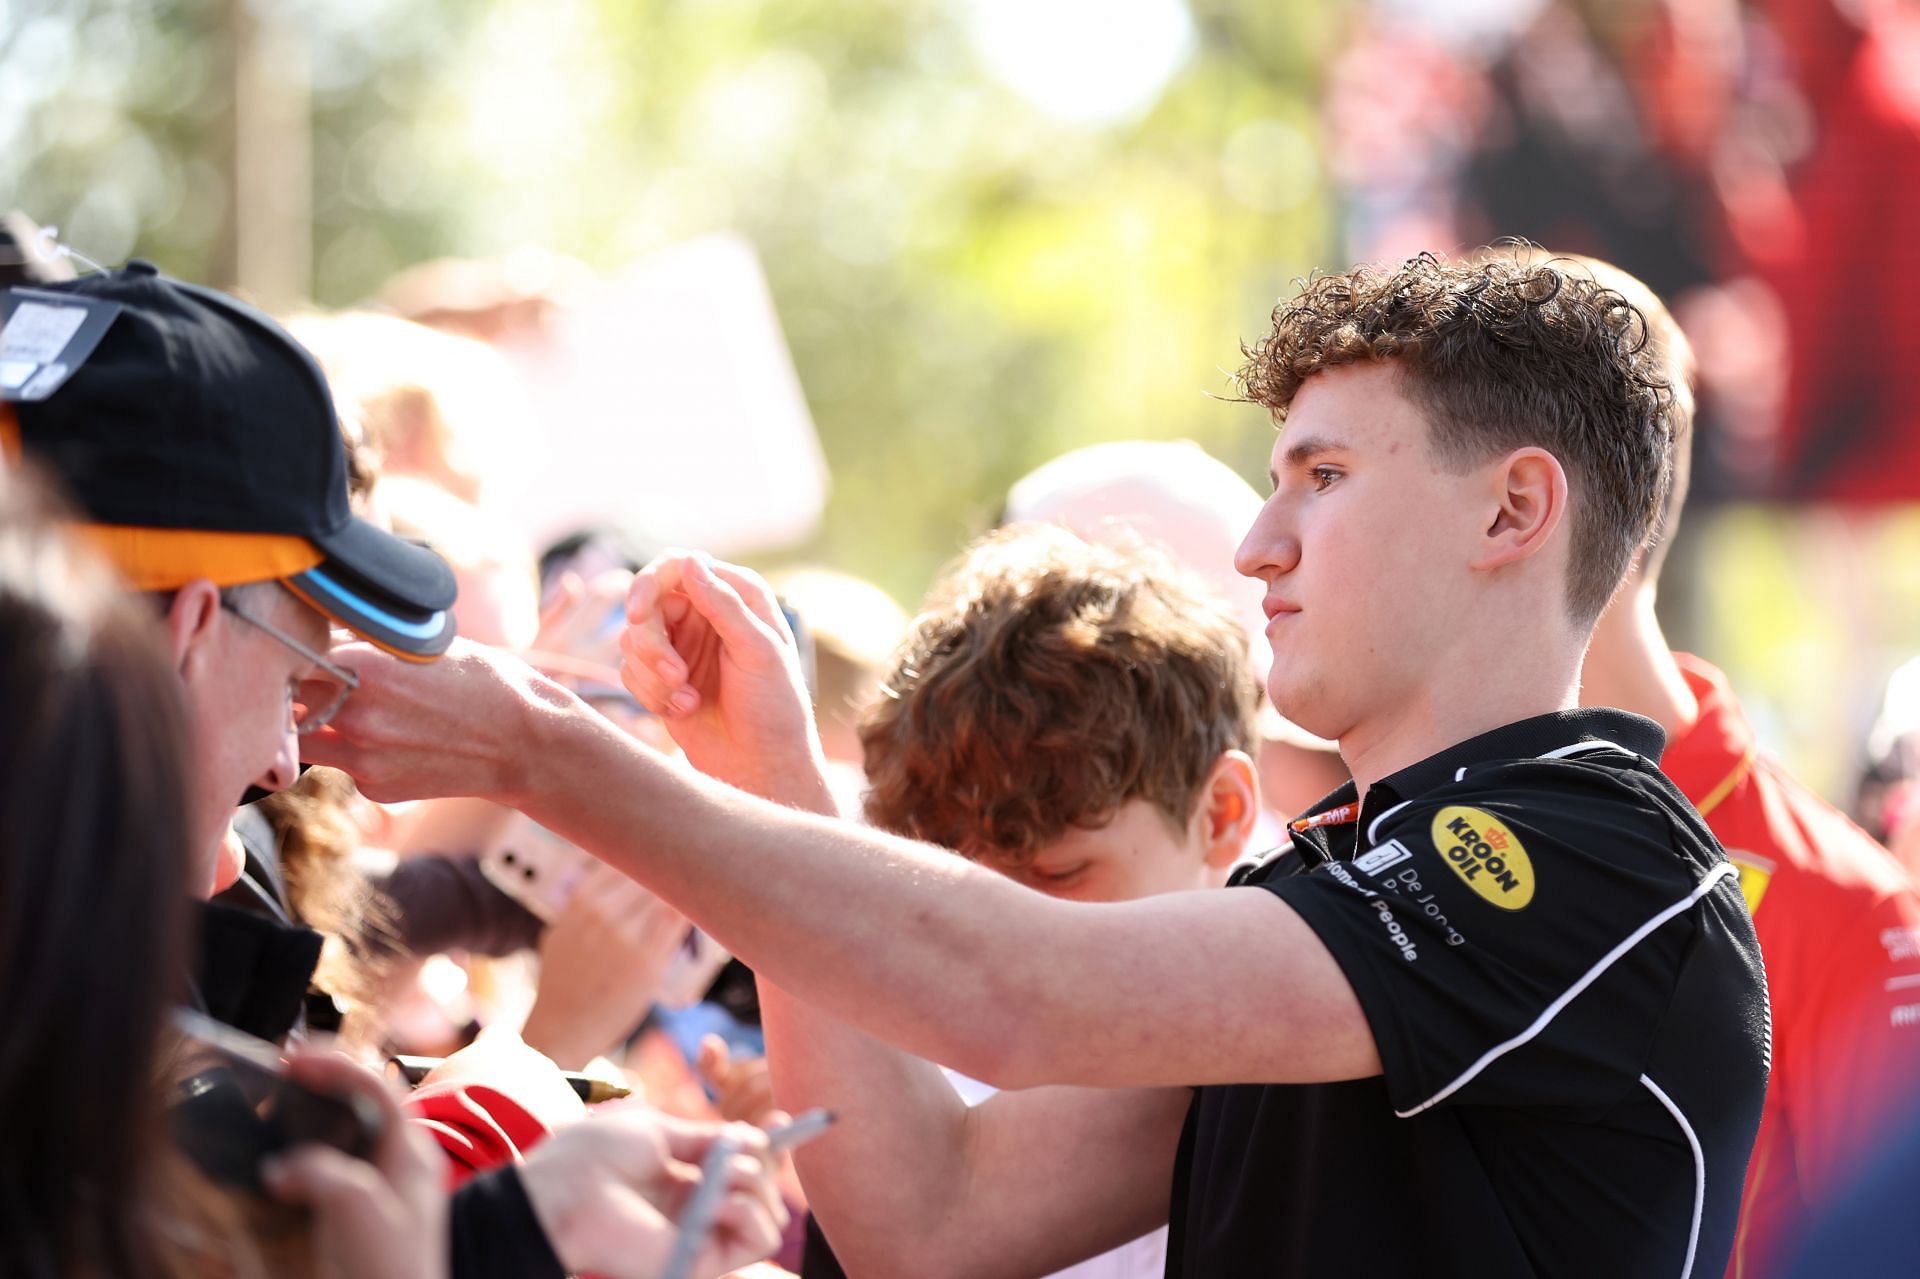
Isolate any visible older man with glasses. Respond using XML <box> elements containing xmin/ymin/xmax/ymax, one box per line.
<box><xmin>0</xmin><ymin>259</ymin><xmax>457</xmax><ymax>896</ymax></box>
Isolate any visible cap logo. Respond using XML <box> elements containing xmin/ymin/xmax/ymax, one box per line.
<box><xmin>0</xmin><ymin>289</ymin><xmax>121</xmax><ymax>402</ymax></box>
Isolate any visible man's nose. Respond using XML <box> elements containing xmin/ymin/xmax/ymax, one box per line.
<box><xmin>1235</xmin><ymin>501</ymin><xmax>1300</xmax><ymax>580</ymax></box>
<box><xmin>252</xmin><ymin>725</ymin><xmax>302</xmax><ymax>796</ymax></box>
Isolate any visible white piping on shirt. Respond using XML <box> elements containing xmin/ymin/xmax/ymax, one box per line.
<box><xmin>1537</xmin><ymin>739</ymin><xmax>1634</xmax><ymax>760</ymax></box>
<box><xmin>1365</xmin><ymin>801</ymin><xmax>1411</xmax><ymax>847</ymax></box>
<box><xmin>1394</xmin><ymin>861</ymin><xmax>1738</xmax><ymax>1118</ymax></box>
<box><xmin>1414</xmin><ymin>741</ymin><xmax>1633</xmax><ymax>837</ymax></box>
<box><xmin>1639</xmin><ymin>1073</ymin><xmax>1705</xmax><ymax>1279</ymax></box>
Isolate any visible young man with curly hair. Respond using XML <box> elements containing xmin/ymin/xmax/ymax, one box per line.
<box><xmin>308</xmin><ymin>250</ymin><xmax>1768</xmax><ymax>1278</ymax></box>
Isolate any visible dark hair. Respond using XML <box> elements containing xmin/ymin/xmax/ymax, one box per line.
<box><xmin>1237</xmin><ymin>248</ymin><xmax>1675</xmax><ymax>624</ymax></box>
<box><xmin>0</xmin><ymin>465</ymin><xmax>205</xmax><ymax>1277</ymax></box>
<box><xmin>860</xmin><ymin>524</ymin><xmax>1260</xmax><ymax>865</ymax></box>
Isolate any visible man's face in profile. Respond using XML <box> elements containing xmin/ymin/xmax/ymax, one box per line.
<box><xmin>179</xmin><ymin>583</ymin><xmax>335</xmax><ymax>895</ymax></box>
<box><xmin>1235</xmin><ymin>362</ymin><xmax>1491</xmax><ymax>743</ymax></box>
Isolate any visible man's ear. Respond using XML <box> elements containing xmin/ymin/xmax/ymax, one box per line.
<box><xmin>1470</xmin><ymin>446</ymin><xmax>1569</xmax><ymax>573</ymax></box>
<box><xmin>1195</xmin><ymin>750</ymin><xmax>1262</xmax><ymax>871</ymax></box>
<box><xmin>165</xmin><ymin>578</ymin><xmax>224</xmax><ymax>681</ymax></box>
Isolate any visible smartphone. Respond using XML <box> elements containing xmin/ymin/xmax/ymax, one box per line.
<box><xmin>479</xmin><ymin>814</ymin><xmax>732</xmax><ymax>1009</ymax></box>
<box><xmin>478</xmin><ymin>813</ymin><xmax>594</xmax><ymax>924</ymax></box>
<box><xmin>168</xmin><ymin>1008</ymin><xmax>384</xmax><ymax>1191</ymax></box>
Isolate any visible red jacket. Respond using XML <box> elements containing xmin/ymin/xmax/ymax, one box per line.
<box><xmin>1661</xmin><ymin>656</ymin><xmax>1920</xmax><ymax>1278</ymax></box>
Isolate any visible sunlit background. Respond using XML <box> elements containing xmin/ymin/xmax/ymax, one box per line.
<box><xmin>7</xmin><ymin>0</ymin><xmax>1920</xmax><ymax>810</ymax></box>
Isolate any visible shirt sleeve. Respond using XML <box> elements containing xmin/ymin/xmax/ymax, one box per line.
<box><xmin>1255</xmin><ymin>765</ymin><xmax>1713</xmax><ymax>1116</ymax></box>
<box><xmin>449</xmin><ymin>1164</ymin><xmax>567</xmax><ymax>1279</ymax></box>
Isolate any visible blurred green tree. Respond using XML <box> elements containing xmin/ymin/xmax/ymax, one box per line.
<box><xmin>1</xmin><ymin>0</ymin><xmax>1336</xmax><ymax>602</ymax></box>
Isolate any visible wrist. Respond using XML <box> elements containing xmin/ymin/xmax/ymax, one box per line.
<box><xmin>741</xmin><ymin>749</ymin><xmax>839</xmax><ymax>817</ymax></box>
<box><xmin>518</xmin><ymin>1005</ymin><xmax>594</xmax><ymax>1072</ymax></box>
<box><xmin>502</xmin><ymin>680</ymin><xmax>601</xmax><ymax>809</ymax></box>
<box><xmin>517</xmin><ymin>1154</ymin><xmax>593</xmax><ymax>1272</ymax></box>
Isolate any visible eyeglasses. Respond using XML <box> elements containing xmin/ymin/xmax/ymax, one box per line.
<box><xmin>220</xmin><ymin>593</ymin><xmax>360</xmax><ymax>734</ymax></box>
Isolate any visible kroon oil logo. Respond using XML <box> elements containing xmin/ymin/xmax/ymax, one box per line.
<box><xmin>1431</xmin><ymin>807</ymin><xmax>1534</xmax><ymax>910</ymax></box>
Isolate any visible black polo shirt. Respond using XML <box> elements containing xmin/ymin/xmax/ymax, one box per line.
<box><xmin>1167</xmin><ymin>709</ymin><xmax>1769</xmax><ymax>1278</ymax></box>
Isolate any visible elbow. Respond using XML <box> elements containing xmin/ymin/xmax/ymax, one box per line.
<box><xmin>929</xmin><ymin>1002</ymin><xmax>1031</xmax><ymax>1090</ymax></box>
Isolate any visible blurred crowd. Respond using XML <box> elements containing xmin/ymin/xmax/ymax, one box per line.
<box><xmin>1334</xmin><ymin>0</ymin><xmax>1920</xmax><ymax>505</ymax></box>
<box><xmin>5</xmin><ymin>2</ymin><xmax>1920</xmax><ymax>1277</ymax></box>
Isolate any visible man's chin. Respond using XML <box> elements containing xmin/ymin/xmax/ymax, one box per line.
<box><xmin>202</xmin><ymin>825</ymin><xmax>247</xmax><ymax>898</ymax></box>
<box><xmin>1266</xmin><ymin>683</ymin><xmax>1341</xmax><ymax>745</ymax></box>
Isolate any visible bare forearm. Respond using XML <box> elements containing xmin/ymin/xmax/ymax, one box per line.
<box><xmin>510</xmin><ymin>707</ymin><xmax>1035</xmax><ymax>1079</ymax></box>
<box><xmin>507</xmin><ymin>701</ymin><xmax>1377</xmax><ymax>1092</ymax></box>
<box><xmin>759</xmin><ymin>982</ymin><xmax>982</xmax><ymax>1273</ymax></box>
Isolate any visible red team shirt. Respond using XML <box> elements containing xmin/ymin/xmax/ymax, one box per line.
<box><xmin>1661</xmin><ymin>656</ymin><xmax>1920</xmax><ymax>1278</ymax></box>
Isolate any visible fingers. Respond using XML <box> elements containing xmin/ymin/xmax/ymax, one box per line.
<box><xmin>537</xmin><ymin>569</ymin><xmax>585</xmax><ymax>637</ymax></box>
<box><xmin>699</xmin><ymin>1165</ymin><xmax>789</xmax><ymax>1275</ymax></box>
<box><xmin>283</xmin><ymin>1050</ymin><xmax>443</xmax><ymax>1190</ymax></box>
<box><xmin>697</xmin><ymin>1034</ymin><xmax>731</xmax><ymax>1090</ymax></box>
<box><xmin>624</xmin><ymin>894</ymin><xmax>691</xmax><ymax>959</ymax></box>
<box><xmin>623</xmin><ymin>557</ymin><xmax>697</xmax><ymax>711</ymax></box>
<box><xmin>620</xmin><ymin>551</ymin><xmax>791</xmax><ymax>721</ymax></box>
<box><xmin>675</xmin><ymin>557</ymin><xmax>787</xmax><ymax>667</ymax></box>
<box><xmin>656</xmin><ymin>1116</ymin><xmax>768</xmax><ymax>1171</ymax></box>
<box><xmin>720</xmin><ymin>1068</ymin><xmax>777</xmax><ymax>1127</ymax></box>
<box><xmin>296</xmin><ymin>725</ymin><xmax>362</xmax><ymax>775</ymax></box>
<box><xmin>260</xmin><ymin>1142</ymin><xmax>391</xmax><ymax>1216</ymax></box>
<box><xmin>722</xmin><ymin>1146</ymin><xmax>788</xmax><ymax>1230</ymax></box>
<box><xmin>702</xmin><ymin>562</ymin><xmax>790</xmax><ymax>642</ymax></box>
<box><xmin>563</xmin><ymin>862</ymin><xmax>684</xmax><ymax>943</ymax></box>
<box><xmin>262</xmin><ymin>1053</ymin><xmax>451</xmax><ymax>1279</ymax></box>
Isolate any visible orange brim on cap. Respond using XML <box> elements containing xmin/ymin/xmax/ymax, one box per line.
<box><xmin>0</xmin><ymin>402</ymin><xmax>21</xmax><ymax>466</ymax></box>
<box><xmin>77</xmin><ymin>524</ymin><xmax>326</xmax><ymax>592</ymax></box>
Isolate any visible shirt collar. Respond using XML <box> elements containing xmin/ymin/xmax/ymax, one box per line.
<box><xmin>1286</xmin><ymin>707</ymin><xmax>1666</xmax><ymax>866</ymax></box>
<box><xmin>1658</xmin><ymin>654</ymin><xmax>1757</xmax><ymax>806</ymax></box>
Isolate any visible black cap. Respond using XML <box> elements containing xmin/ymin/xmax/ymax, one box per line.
<box><xmin>7</xmin><ymin>261</ymin><xmax>456</xmax><ymax>659</ymax></box>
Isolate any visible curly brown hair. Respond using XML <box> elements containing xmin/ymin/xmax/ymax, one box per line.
<box><xmin>1237</xmin><ymin>249</ymin><xmax>1676</xmax><ymax>624</ymax></box>
<box><xmin>859</xmin><ymin>524</ymin><xmax>1261</xmax><ymax>866</ymax></box>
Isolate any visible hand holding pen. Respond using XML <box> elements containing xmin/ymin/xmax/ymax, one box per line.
<box><xmin>518</xmin><ymin>1106</ymin><xmax>802</xmax><ymax>1279</ymax></box>
<box><xmin>661</xmin><ymin>1108</ymin><xmax>835</xmax><ymax>1279</ymax></box>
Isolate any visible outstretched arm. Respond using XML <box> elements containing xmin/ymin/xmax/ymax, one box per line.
<box><xmin>302</xmin><ymin>554</ymin><xmax>1375</xmax><ymax>1272</ymax></box>
<box><xmin>314</xmin><ymin>660</ymin><xmax>1373</xmax><ymax>1089</ymax></box>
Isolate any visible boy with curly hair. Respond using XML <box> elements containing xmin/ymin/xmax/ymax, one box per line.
<box><xmin>860</xmin><ymin>523</ymin><xmax>1263</xmax><ymax>903</ymax></box>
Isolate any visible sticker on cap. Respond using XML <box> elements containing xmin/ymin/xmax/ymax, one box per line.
<box><xmin>0</xmin><ymin>289</ymin><xmax>121</xmax><ymax>402</ymax></box>
<box><xmin>1431</xmin><ymin>806</ymin><xmax>1535</xmax><ymax>910</ymax></box>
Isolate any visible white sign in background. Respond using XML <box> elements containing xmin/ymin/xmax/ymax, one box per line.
<box><xmin>492</xmin><ymin>233</ymin><xmax>829</xmax><ymax>557</ymax></box>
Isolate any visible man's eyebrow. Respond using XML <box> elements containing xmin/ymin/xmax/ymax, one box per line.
<box><xmin>1279</xmin><ymin>434</ymin><xmax>1346</xmax><ymax>467</ymax></box>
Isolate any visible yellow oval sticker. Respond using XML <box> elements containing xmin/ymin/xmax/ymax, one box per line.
<box><xmin>1430</xmin><ymin>806</ymin><xmax>1534</xmax><ymax>910</ymax></box>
